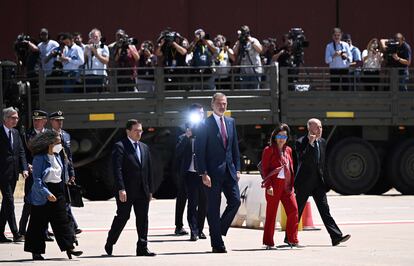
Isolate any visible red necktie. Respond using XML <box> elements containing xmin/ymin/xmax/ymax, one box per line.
<box><xmin>220</xmin><ymin>117</ymin><xmax>227</xmax><ymax>147</ymax></box>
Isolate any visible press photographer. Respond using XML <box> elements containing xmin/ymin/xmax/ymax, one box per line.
<box><xmin>14</xmin><ymin>34</ymin><xmax>39</xmax><ymax>76</ymax></box>
<box><xmin>84</xmin><ymin>28</ymin><xmax>109</xmax><ymax>90</ymax></box>
<box><xmin>187</xmin><ymin>29</ymin><xmax>216</xmax><ymax>89</ymax></box>
<box><xmin>233</xmin><ymin>25</ymin><xmax>263</xmax><ymax>89</ymax></box>
<box><xmin>155</xmin><ymin>28</ymin><xmax>189</xmax><ymax>89</ymax></box>
<box><xmin>381</xmin><ymin>33</ymin><xmax>412</xmax><ymax>91</ymax></box>
<box><xmin>137</xmin><ymin>40</ymin><xmax>157</xmax><ymax>91</ymax></box>
<box><xmin>261</xmin><ymin>38</ymin><xmax>277</xmax><ymax>65</ymax></box>
<box><xmin>213</xmin><ymin>34</ymin><xmax>235</xmax><ymax>90</ymax></box>
<box><xmin>111</xmin><ymin>29</ymin><xmax>139</xmax><ymax>91</ymax></box>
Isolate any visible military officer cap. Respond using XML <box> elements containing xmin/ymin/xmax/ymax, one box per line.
<box><xmin>49</xmin><ymin>110</ymin><xmax>65</xmax><ymax>120</ymax></box>
<box><xmin>32</xmin><ymin>110</ymin><xmax>48</xmax><ymax>120</ymax></box>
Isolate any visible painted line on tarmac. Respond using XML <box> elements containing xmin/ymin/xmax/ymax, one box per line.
<box><xmin>317</xmin><ymin>220</ymin><xmax>414</xmax><ymax>226</ymax></box>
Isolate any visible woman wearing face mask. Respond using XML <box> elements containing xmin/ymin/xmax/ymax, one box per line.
<box><xmin>24</xmin><ymin>130</ymin><xmax>82</xmax><ymax>260</ymax></box>
<box><xmin>362</xmin><ymin>38</ymin><xmax>383</xmax><ymax>91</ymax></box>
<box><xmin>261</xmin><ymin>123</ymin><xmax>299</xmax><ymax>249</ymax></box>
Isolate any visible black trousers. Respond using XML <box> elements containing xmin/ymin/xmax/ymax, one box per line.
<box><xmin>0</xmin><ymin>177</ymin><xmax>18</xmax><ymax>236</ymax></box>
<box><xmin>19</xmin><ymin>174</ymin><xmax>33</xmax><ymax>235</ymax></box>
<box><xmin>175</xmin><ymin>175</ymin><xmax>187</xmax><ymax>228</ymax></box>
<box><xmin>184</xmin><ymin>171</ymin><xmax>207</xmax><ymax>235</ymax></box>
<box><xmin>24</xmin><ymin>182</ymin><xmax>75</xmax><ymax>254</ymax></box>
<box><xmin>330</xmin><ymin>68</ymin><xmax>349</xmax><ymax>91</ymax></box>
<box><xmin>295</xmin><ymin>180</ymin><xmax>342</xmax><ymax>241</ymax></box>
<box><xmin>362</xmin><ymin>70</ymin><xmax>380</xmax><ymax>91</ymax></box>
<box><xmin>106</xmin><ymin>194</ymin><xmax>150</xmax><ymax>250</ymax></box>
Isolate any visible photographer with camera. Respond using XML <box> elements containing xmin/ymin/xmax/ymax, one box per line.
<box><xmin>110</xmin><ymin>29</ymin><xmax>139</xmax><ymax>92</ymax></box>
<box><xmin>325</xmin><ymin>28</ymin><xmax>352</xmax><ymax>91</ymax></box>
<box><xmin>233</xmin><ymin>25</ymin><xmax>263</xmax><ymax>89</ymax></box>
<box><xmin>137</xmin><ymin>40</ymin><xmax>157</xmax><ymax>91</ymax></box>
<box><xmin>273</xmin><ymin>34</ymin><xmax>299</xmax><ymax>90</ymax></box>
<box><xmin>261</xmin><ymin>38</ymin><xmax>278</xmax><ymax>66</ymax></box>
<box><xmin>14</xmin><ymin>33</ymin><xmax>39</xmax><ymax>77</ymax></box>
<box><xmin>187</xmin><ymin>29</ymin><xmax>216</xmax><ymax>89</ymax></box>
<box><xmin>84</xmin><ymin>28</ymin><xmax>109</xmax><ymax>91</ymax></box>
<box><xmin>155</xmin><ymin>29</ymin><xmax>189</xmax><ymax>89</ymax></box>
<box><xmin>212</xmin><ymin>34</ymin><xmax>235</xmax><ymax>90</ymax></box>
<box><xmin>37</xmin><ymin>29</ymin><xmax>60</xmax><ymax>76</ymax></box>
<box><xmin>58</xmin><ymin>32</ymin><xmax>84</xmax><ymax>93</ymax></box>
<box><xmin>173</xmin><ymin>103</ymin><xmax>207</xmax><ymax>241</ymax></box>
<box><xmin>381</xmin><ymin>33</ymin><xmax>412</xmax><ymax>91</ymax></box>
<box><xmin>362</xmin><ymin>38</ymin><xmax>383</xmax><ymax>91</ymax></box>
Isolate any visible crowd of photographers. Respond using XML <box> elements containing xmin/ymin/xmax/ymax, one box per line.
<box><xmin>13</xmin><ymin>26</ymin><xmax>411</xmax><ymax>91</ymax></box>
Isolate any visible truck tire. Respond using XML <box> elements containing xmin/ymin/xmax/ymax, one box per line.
<box><xmin>366</xmin><ymin>147</ymin><xmax>392</xmax><ymax>195</ymax></box>
<box><xmin>387</xmin><ymin>139</ymin><xmax>414</xmax><ymax>195</ymax></box>
<box><xmin>327</xmin><ymin>137</ymin><xmax>380</xmax><ymax>195</ymax></box>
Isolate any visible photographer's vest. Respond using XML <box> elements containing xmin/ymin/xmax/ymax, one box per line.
<box><xmin>191</xmin><ymin>44</ymin><xmax>211</xmax><ymax>67</ymax></box>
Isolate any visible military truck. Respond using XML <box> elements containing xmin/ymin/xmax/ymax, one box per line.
<box><xmin>1</xmin><ymin>62</ymin><xmax>413</xmax><ymax>199</ymax></box>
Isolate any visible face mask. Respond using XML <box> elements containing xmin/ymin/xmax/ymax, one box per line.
<box><xmin>53</xmin><ymin>144</ymin><xmax>63</xmax><ymax>154</ymax></box>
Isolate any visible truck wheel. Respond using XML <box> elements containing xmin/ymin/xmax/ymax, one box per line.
<box><xmin>366</xmin><ymin>147</ymin><xmax>392</xmax><ymax>195</ymax></box>
<box><xmin>387</xmin><ymin>139</ymin><xmax>414</xmax><ymax>195</ymax></box>
<box><xmin>76</xmin><ymin>153</ymin><xmax>114</xmax><ymax>201</ymax></box>
<box><xmin>327</xmin><ymin>137</ymin><xmax>380</xmax><ymax>195</ymax></box>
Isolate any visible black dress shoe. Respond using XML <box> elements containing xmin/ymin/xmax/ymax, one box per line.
<box><xmin>0</xmin><ymin>235</ymin><xmax>12</xmax><ymax>243</ymax></box>
<box><xmin>198</xmin><ymin>232</ymin><xmax>207</xmax><ymax>239</ymax></box>
<box><xmin>190</xmin><ymin>233</ymin><xmax>198</xmax><ymax>241</ymax></box>
<box><xmin>13</xmin><ymin>235</ymin><xmax>24</xmax><ymax>242</ymax></box>
<box><xmin>104</xmin><ymin>243</ymin><xmax>113</xmax><ymax>256</ymax></box>
<box><xmin>75</xmin><ymin>229</ymin><xmax>82</xmax><ymax>235</ymax></box>
<box><xmin>332</xmin><ymin>234</ymin><xmax>351</xmax><ymax>246</ymax></box>
<box><xmin>136</xmin><ymin>248</ymin><xmax>156</xmax><ymax>257</ymax></box>
<box><xmin>45</xmin><ymin>235</ymin><xmax>54</xmax><ymax>242</ymax></box>
<box><xmin>66</xmin><ymin>249</ymin><xmax>83</xmax><ymax>259</ymax></box>
<box><xmin>174</xmin><ymin>227</ymin><xmax>188</xmax><ymax>235</ymax></box>
<box><xmin>212</xmin><ymin>246</ymin><xmax>227</xmax><ymax>253</ymax></box>
<box><xmin>32</xmin><ymin>253</ymin><xmax>44</xmax><ymax>260</ymax></box>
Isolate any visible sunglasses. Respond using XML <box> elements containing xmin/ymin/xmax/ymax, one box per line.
<box><xmin>275</xmin><ymin>135</ymin><xmax>288</xmax><ymax>140</ymax></box>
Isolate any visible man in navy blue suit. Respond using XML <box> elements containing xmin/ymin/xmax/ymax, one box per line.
<box><xmin>196</xmin><ymin>93</ymin><xmax>241</xmax><ymax>253</ymax></box>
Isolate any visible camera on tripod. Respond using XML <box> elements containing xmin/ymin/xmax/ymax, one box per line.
<box><xmin>385</xmin><ymin>39</ymin><xmax>400</xmax><ymax>55</ymax></box>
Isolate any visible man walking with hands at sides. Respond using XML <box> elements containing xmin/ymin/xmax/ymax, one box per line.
<box><xmin>196</xmin><ymin>93</ymin><xmax>241</xmax><ymax>253</ymax></box>
<box><xmin>295</xmin><ymin>118</ymin><xmax>351</xmax><ymax>246</ymax></box>
<box><xmin>105</xmin><ymin>119</ymin><xmax>155</xmax><ymax>257</ymax></box>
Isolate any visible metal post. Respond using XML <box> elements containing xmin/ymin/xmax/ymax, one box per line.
<box><xmin>0</xmin><ymin>63</ymin><xmax>3</xmax><ymax>109</ymax></box>
<box><xmin>270</xmin><ymin>63</ymin><xmax>280</xmax><ymax>124</ymax></box>
<box><xmin>154</xmin><ymin>67</ymin><xmax>165</xmax><ymax>126</ymax></box>
<box><xmin>390</xmin><ymin>68</ymin><xmax>399</xmax><ymax>124</ymax></box>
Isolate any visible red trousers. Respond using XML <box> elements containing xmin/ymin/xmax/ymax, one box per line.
<box><xmin>263</xmin><ymin>178</ymin><xmax>299</xmax><ymax>246</ymax></box>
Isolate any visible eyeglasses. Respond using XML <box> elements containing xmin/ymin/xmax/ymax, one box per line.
<box><xmin>8</xmin><ymin>116</ymin><xmax>19</xmax><ymax>120</ymax></box>
<box><xmin>275</xmin><ymin>135</ymin><xmax>288</xmax><ymax>140</ymax></box>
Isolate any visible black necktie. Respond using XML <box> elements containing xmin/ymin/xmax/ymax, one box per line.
<box><xmin>315</xmin><ymin>140</ymin><xmax>320</xmax><ymax>162</ymax></box>
<box><xmin>133</xmin><ymin>142</ymin><xmax>141</xmax><ymax>163</ymax></box>
<box><xmin>8</xmin><ymin>130</ymin><xmax>12</xmax><ymax>150</ymax></box>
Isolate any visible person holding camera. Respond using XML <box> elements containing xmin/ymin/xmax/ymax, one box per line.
<box><xmin>233</xmin><ymin>25</ymin><xmax>263</xmax><ymax>89</ymax></box>
<box><xmin>325</xmin><ymin>28</ymin><xmax>352</xmax><ymax>91</ymax></box>
<box><xmin>213</xmin><ymin>35</ymin><xmax>235</xmax><ymax>90</ymax></box>
<box><xmin>155</xmin><ymin>29</ymin><xmax>189</xmax><ymax>89</ymax></box>
<box><xmin>13</xmin><ymin>34</ymin><xmax>39</xmax><ymax>77</ymax></box>
<box><xmin>137</xmin><ymin>40</ymin><xmax>157</xmax><ymax>92</ymax></box>
<box><xmin>109</xmin><ymin>29</ymin><xmax>139</xmax><ymax>92</ymax></box>
<box><xmin>381</xmin><ymin>33</ymin><xmax>412</xmax><ymax>91</ymax></box>
<box><xmin>38</xmin><ymin>29</ymin><xmax>60</xmax><ymax>76</ymax></box>
<box><xmin>362</xmin><ymin>38</ymin><xmax>383</xmax><ymax>91</ymax></box>
<box><xmin>187</xmin><ymin>29</ymin><xmax>217</xmax><ymax>90</ymax></box>
<box><xmin>84</xmin><ymin>28</ymin><xmax>109</xmax><ymax>91</ymax></box>
<box><xmin>174</xmin><ymin>103</ymin><xmax>207</xmax><ymax>241</ymax></box>
<box><xmin>59</xmin><ymin>33</ymin><xmax>85</xmax><ymax>93</ymax></box>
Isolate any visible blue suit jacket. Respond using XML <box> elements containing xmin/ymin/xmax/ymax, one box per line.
<box><xmin>28</xmin><ymin>153</ymin><xmax>65</xmax><ymax>206</ymax></box>
<box><xmin>196</xmin><ymin>115</ymin><xmax>241</xmax><ymax>180</ymax></box>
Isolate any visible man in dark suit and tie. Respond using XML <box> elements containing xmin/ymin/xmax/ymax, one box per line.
<box><xmin>175</xmin><ymin>103</ymin><xmax>207</xmax><ymax>241</ymax></box>
<box><xmin>105</xmin><ymin>119</ymin><xmax>155</xmax><ymax>256</ymax></box>
<box><xmin>196</xmin><ymin>93</ymin><xmax>241</xmax><ymax>253</ymax></box>
<box><xmin>0</xmin><ymin>107</ymin><xmax>28</xmax><ymax>243</ymax></box>
<box><xmin>18</xmin><ymin>110</ymin><xmax>53</xmax><ymax>241</ymax></box>
<box><xmin>295</xmin><ymin>118</ymin><xmax>350</xmax><ymax>246</ymax></box>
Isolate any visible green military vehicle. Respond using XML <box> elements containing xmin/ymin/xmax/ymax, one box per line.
<box><xmin>1</xmin><ymin>62</ymin><xmax>413</xmax><ymax>199</ymax></box>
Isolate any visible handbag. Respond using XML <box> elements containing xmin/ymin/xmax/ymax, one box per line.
<box><xmin>68</xmin><ymin>183</ymin><xmax>84</xmax><ymax>208</ymax></box>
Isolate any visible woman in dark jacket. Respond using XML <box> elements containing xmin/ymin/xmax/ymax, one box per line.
<box><xmin>261</xmin><ymin>123</ymin><xmax>299</xmax><ymax>249</ymax></box>
<box><xmin>24</xmin><ymin>130</ymin><xmax>82</xmax><ymax>260</ymax></box>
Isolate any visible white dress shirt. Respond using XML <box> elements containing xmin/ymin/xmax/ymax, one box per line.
<box><xmin>3</xmin><ymin>125</ymin><xmax>13</xmax><ymax>147</ymax></box>
<box><xmin>44</xmin><ymin>155</ymin><xmax>62</xmax><ymax>183</ymax></box>
<box><xmin>128</xmin><ymin>137</ymin><xmax>141</xmax><ymax>162</ymax></box>
<box><xmin>62</xmin><ymin>43</ymin><xmax>85</xmax><ymax>70</ymax></box>
<box><xmin>212</xmin><ymin>112</ymin><xmax>227</xmax><ymax>138</ymax></box>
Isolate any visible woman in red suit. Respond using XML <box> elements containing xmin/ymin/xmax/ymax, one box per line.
<box><xmin>262</xmin><ymin>123</ymin><xmax>299</xmax><ymax>249</ymax></box>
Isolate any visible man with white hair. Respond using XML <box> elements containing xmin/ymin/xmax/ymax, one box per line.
<box><xmin>294</xmin><ymin>118</ymin><xmax>351</xmax><ymax>246</ymax></box>
<box><xmin>0</xmin><ymin>107</ymin><xmax>29</xmax><ymax>242</ymax></box>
